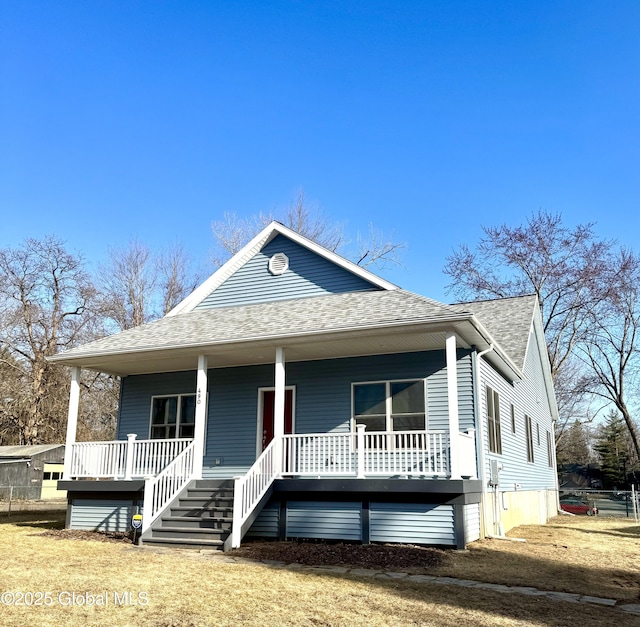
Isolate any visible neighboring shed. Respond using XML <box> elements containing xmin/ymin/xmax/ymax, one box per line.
<box><xmin>0</xmin><ymin>444</ymin><xmax>66</xmax><ymax>500</ymax></box>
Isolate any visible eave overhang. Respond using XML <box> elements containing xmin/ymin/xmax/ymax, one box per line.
<box><xmin>48</xmin><ymin>312</ymin><xmax>522</xmax><ymax>381</ymax></box>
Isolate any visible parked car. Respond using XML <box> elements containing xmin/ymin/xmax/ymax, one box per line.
<box><xmin>560</xmin><ymin>497</ymin><xmax>596</xmax><ymax>515</ymax></box>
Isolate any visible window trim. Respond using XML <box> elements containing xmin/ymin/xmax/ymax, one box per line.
<box><xmin>546</xmin><ymin>430</ymin><xmax>553</xmax><ymax>467</ymax></box>
<box><xmin>486</xmin><ymin>386</ymin><xmax>502</xmax><ymax>455</ymax></box>
<box><xmin>351</xmin><ymin>378</ymin><xmax>427</xmax><ymax>433</ymax></box>
<box><xmin>149</xmin><ymin>393</ymin><xmax>198</xmax><ymax>440</ymax></box>
<box><xmin>510</xmin><ymin>404</ymin><xmax>516</xmax><ymax>434</ymax></box>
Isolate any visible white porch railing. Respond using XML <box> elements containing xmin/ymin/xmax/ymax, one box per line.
<box><xmin>281</xmin><ymin>429</ymin><xmax>449</xmax><ymax>478</ymax></box>
<box><xmin>230</xmin><ymin>436</ymin><xmax>280</xmax><ymax>548</ymax></box>
<box><xmin>142</xmin><ymin>440</ymin><xmax>196</xmax><ymax>533</ymax></box>
<box><xmin>231</xmin><ymin>428</ymin><xmax>469</xmax><ymax>548</ymax></box>
<box><xmin>68</xmin><ymin>436</ymin><xmax>192</xmax><ymax>479</ymax></box>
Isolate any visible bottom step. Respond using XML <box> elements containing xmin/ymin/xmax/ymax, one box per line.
<box><xmin>141</xmin><ymin>536</ymin><xmax>224</xmax><ymax>550</ymax></box>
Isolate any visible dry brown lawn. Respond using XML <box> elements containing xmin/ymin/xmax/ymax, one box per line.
<box><xmin>0</xmin><ymin>510</ymin><xmax>639</xmax><ymax>626</ymax></box>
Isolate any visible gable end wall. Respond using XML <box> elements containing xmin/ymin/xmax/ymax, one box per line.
<box><xmin>195</xmin><ymin>235</ymin><xmax>379</xmax><ymax>309</ymax></box>
<box><xmin>478</xmin><ymin>327</ymin><xmax>557</xmax><ymax>492</ymax></box>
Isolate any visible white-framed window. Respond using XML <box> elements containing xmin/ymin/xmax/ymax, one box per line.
<box><xmin>352</xmin><ymin>379</ymin><xmax>426</xmax><ymax>432</ymax></box>
<box><xmin>149</xmin><ymin>394</ymin><xmax>196</xmax><ymax>439</ymax></box>
<box><xmin>546</xmin><ymin>430</ymin><xmax>553</xmax><ymax>467</ymax></box>
<box><xmin>486</xmin><ymin>386</ymin><xmax>502</xmax><ymax>454</ymax></box>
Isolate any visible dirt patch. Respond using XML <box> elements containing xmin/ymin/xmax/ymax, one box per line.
<box><xmin>40</xmin><ymin>527</ymin><xmax>134</xmax><ymax>543</ymax></box>
<box><xmin>230</xmin><ymin>540</ymin><xmax>449</xmax><ymax>572</ymax></box>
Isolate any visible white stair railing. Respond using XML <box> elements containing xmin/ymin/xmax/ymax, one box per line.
<box><xmin>230</xmin><ymin>436</ymin><xmax>280</xmax><ymax>548</ymax></box>
<box><xmin>142</xmin><ymin>440</ymin><xmax>196</xmax><ymax>533</ymax></box>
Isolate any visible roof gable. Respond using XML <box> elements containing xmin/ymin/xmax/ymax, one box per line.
<box><xmin>169</xmin><ymin>222</ymin><xmax>397</xmax><ymax>316</ymax></box>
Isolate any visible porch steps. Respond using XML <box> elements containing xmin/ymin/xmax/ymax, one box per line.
<box><xmin>140</xmin><ymin>480</ymin><xmax>234</xmax><ymax>550</ymax></box>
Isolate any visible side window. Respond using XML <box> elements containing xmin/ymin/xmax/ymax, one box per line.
<box><xmin>487</xmin><ymin>386</ymin><xmax>502</xmax><ymax>454</ymax></box>
<box><xmin>511</xmin><ymin>404</ymin><xmax>516</xmax><ymax>433</ymax></box>
<box><xmin>525</xmin><ymin>415</ymin><xmax>534</xmax><ymax>463</ymax></box>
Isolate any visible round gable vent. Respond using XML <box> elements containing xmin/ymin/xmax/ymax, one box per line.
<box><xmin>268</xmin><ymin>252</ymin><xmax>289</xmax><ymax>276</ymax></box>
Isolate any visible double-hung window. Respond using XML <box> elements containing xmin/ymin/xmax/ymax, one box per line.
<box><xmin>150</xmin><ymin>394</ymin><xmax>196</xmax><ymax>439</ymax></box>
<box><xmin>486</xmin><ymin>386</ymin><xmax>502</xmax><ymax>454</ymax></box>
<box><xmin>353</xmin><ymin>379</ymin><xmax>426</xmax><ymax>432</ymax></box>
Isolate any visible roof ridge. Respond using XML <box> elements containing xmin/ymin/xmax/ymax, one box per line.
<box><xmin>452</xmin><ymin>293</ymin><xmax>538</xmax><ymax>306</ymax></box>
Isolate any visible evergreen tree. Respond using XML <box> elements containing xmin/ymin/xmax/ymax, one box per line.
<box><xmin>594</xmin><ymin>411</ymin><xmax>633</xmax><ymax>489</ymax></box>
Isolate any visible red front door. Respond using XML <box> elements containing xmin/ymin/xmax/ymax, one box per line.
<box><xmin>261</xmin><ymin>389</ymin><xmax>294</xmax><ymax>451</ymax></box>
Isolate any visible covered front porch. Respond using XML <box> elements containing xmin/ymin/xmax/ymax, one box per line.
<box><xmin>60</xmin><ymin>329</ymin><xmax>479</xmax><ymax>540</ymax></box>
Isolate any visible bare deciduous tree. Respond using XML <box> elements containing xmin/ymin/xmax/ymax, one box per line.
<box><xmin>158</xmin><ymin>243</ymin><xmax>201</xmax><ymax>316</ymax></box>
<box><xmin>444</xmin><ymin>211</ymin><xmax>640</xmax><ymax>461</ymax></box>
<box><xmin>576</xmin><ymin>249</ymin><xmax>640</xmax><ymax>460</ymax></box>
<box><xmin>0</xmin><ymin>236</ymin><xmax>101</xmax><ymax>444</ymax></box>
<box><xmin>100</xmin><ymin>240</ymin><xmax>200</xmax><ymax>329</ymax></box>
<box><xmin>444</xmin><ymin>211</ymin><xmax>614</xmax><ymax>379</ymax></box>
<box><xmin>99</xmin><ymin>240</ymin><xmax>156</xmax><ymax>331</ymax></box>
<box><xmin>211</xmin><ymin>189</ymin><xmax>405</xmax><ymax>270</ymax></box>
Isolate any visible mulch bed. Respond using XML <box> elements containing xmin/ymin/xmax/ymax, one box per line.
<box><xmin>36</xmin><ymin>528</ymin><xmax>449</xmax><ymax>572</ymax></box>
<box><xmin>40</xmin><ymin>528</ymin><xmax>134</xmax><ymax>543</ymax></box>
<box><xmin>230</xmin><ymin>540</ymin><xmax>449</xmax><ymax>571</ymax></box>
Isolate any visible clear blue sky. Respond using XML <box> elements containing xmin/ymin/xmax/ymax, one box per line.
<box><xmin>1</xmin><ymin>1</ymin><xmax>638</xmax><ymax>301</ymax></box>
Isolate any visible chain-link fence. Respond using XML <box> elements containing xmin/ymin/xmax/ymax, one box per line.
<box><xmin>559</xmin><ymin>489</ymin><xmax>640</xmax><ymax>519</ymax></box>
<box><xmin>0</xmin><ymin>485</ymin><xmax>67</xmax><ymax>515</ymax></box>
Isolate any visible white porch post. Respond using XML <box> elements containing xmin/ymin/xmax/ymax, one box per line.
<box><xmin>446</xmin><ymin>333</ymin><xmax>461</xmax><ymax>480</ymax></box>
<box><xmin>273</xmin><ymin>347</ymin><xmax>286</xmax><ymax>474</ymax></box>
<box><xmin>62</xmin><ymin>366</ymin><xmax>81</xmax><ymax>480</ymax></box>
<box><xmin>193</xmin><ymin>354</ymin><xmax>208</xmax><ymax>479</ymax></box>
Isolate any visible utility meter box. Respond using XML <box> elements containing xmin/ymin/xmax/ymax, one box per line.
<box><xmin>489</xmin><ymin>459</ymin><xmax>500</xmax><ymax>487</ymax></box>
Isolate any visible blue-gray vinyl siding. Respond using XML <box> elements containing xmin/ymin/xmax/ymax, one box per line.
<box><xmin>70</xmin><ymin>499</ymin><xmax>136</xmax><ymax>533</ymax></box>
<box><xmin>370</xmin><ymin>503</ymin><xmax>455</xmax><ymax>545</ymax></box>
<box><xmin>245</xmin><ymin>503</ymin><xmax>280</xmax><ymax>539</ymax></box>
<box><xmin>287</xmin><ymin>501</ymin><xmax>362</xmax><ymax>540</ymax></box>
<box><xmin>245</xmin><ymin>500</ymin><xmax>461</xmax><ymax>546</ymax></box>
<box><xmin>478</xmin><ymin>323</ymin><xmax>557</xmax><ymax>491</ymax></box>
<box><xmin>116</xmin><ymin>349</ymin><xmax>474</xmax><ymax>479</ymax></box>
<box><xmin>195</xmin><ymin>235</ymin><xmax>380</xmax><ymax>310</ymax></box>
<box><xmin>117</xmin><ymin>371</ymin><xmax>196</xmax><ymax>440</ymax></box>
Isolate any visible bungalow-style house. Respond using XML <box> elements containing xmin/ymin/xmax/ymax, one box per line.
<box><xmin>51</xmin><ymin>222</ymin><xmax>559</xmax><ymax>550</ymax></box>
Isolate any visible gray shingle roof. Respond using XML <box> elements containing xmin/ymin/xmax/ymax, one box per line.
<box><xmin>0</xmin><ymin>444</ymin><xmax>65</xmax><ymax>458</ymax></box>
<box><xmin>52</xmin><ymin>290</ymin><xmax>469</xmax><ymax>359</ymax></box>
<box><xmin>450</xmin><ymin>295</ymin><xmax>537</xmax><ymax>370</ymax></box>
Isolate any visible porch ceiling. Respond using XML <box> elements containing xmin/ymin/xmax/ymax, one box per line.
<box><xmin>74</xmin><ymin>327</ymin><xmax>454</xmax><ymax>375</ymax></box>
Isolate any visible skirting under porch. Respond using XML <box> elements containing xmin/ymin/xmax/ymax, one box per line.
<box><xmin>60</xmin><ymin>478</ymin><xmax>482</xmax><ymax>550</ymax></box>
